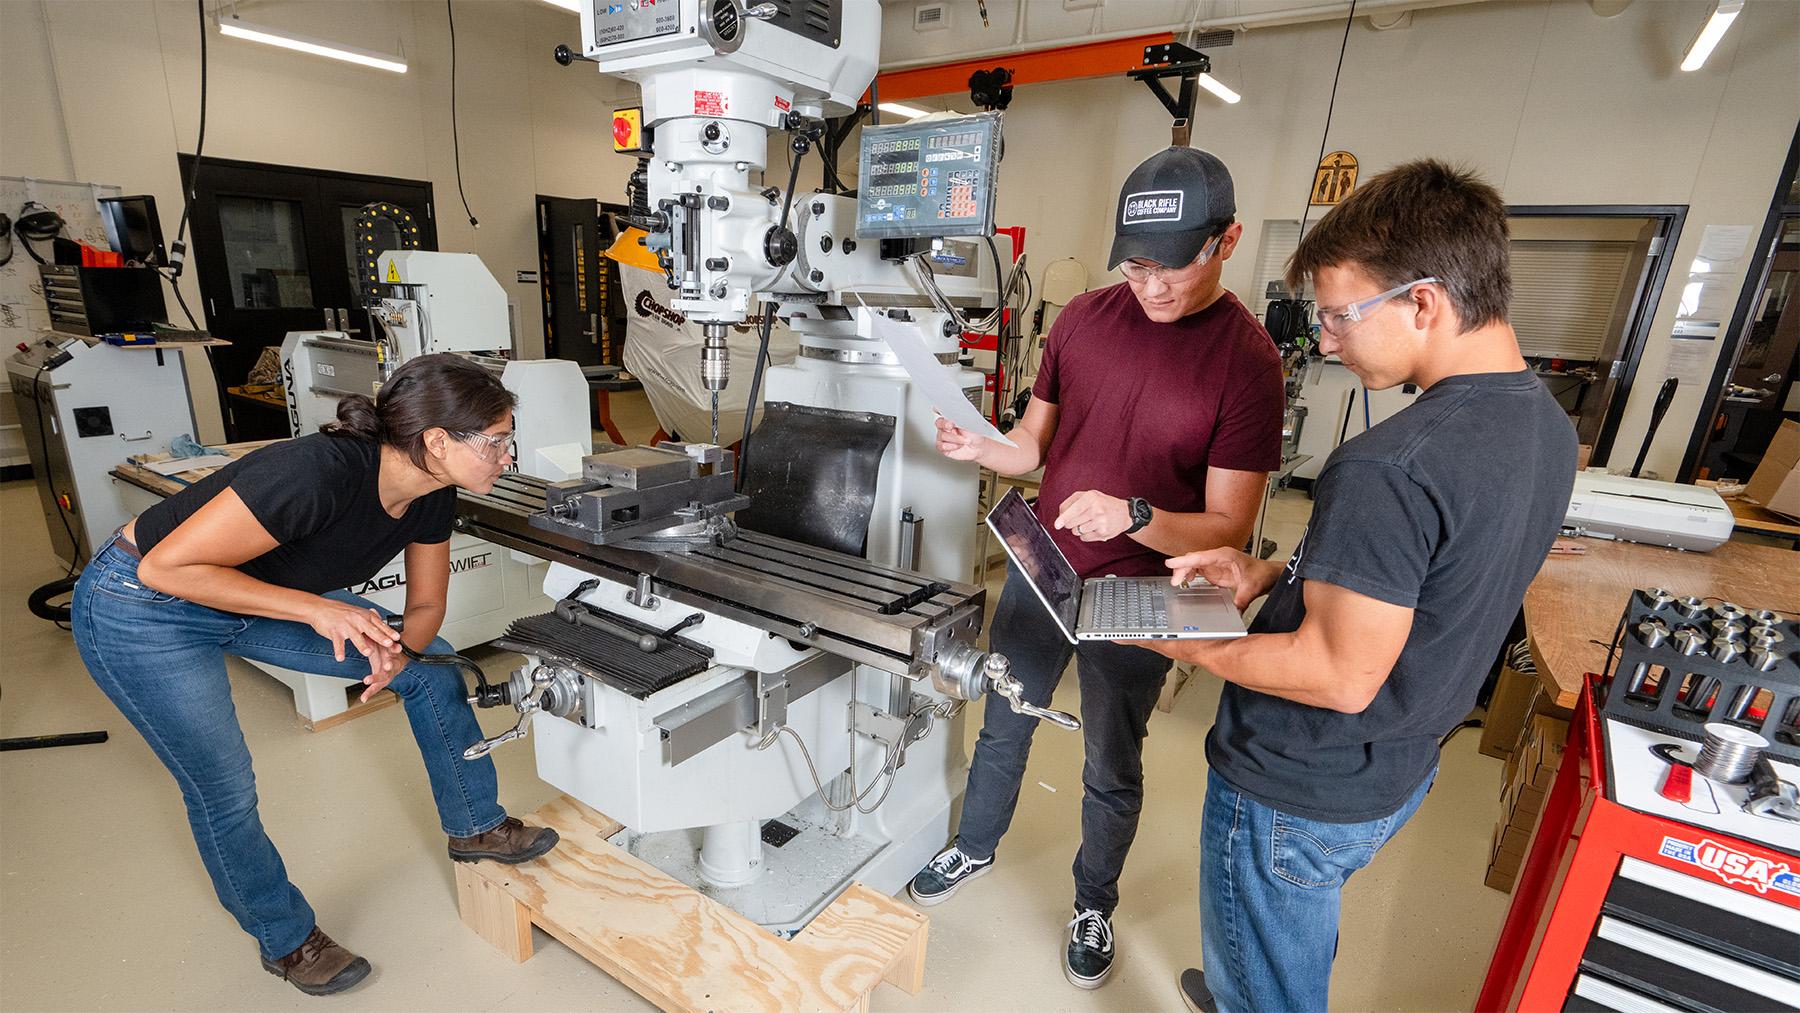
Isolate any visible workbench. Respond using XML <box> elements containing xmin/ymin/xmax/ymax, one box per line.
<box><xmin>1523</xmin><ymin>538</ymin><xmax>1800</xmax><ymax>710</ymax></box>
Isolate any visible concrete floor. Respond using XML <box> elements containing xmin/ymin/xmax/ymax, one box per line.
<box><xmin>0</xmin><ymin>399</ymin><xmax>1513</xmax><ymax>1011</ymax></box>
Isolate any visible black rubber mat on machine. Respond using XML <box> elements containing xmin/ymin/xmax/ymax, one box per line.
<box><xmin>500</xmin><ymin>610</ymin><xmax>710</xmax><ymax>698</ymax></box>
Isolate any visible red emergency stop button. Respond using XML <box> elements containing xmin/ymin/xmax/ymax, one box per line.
<box><xmin>57</xmin><ymin>493</ymin><xmax>72</xmax><ymax>511</ymax></box>
<box><xmin>612</xmin><ymin>107</ymin><xmax>645</xmax><ymax>154</ymax></box>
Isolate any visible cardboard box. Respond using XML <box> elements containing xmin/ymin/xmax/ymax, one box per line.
<box><xmin>1747</xmin><ymin>420</ymin><xmax>1800</xmax><ymax>520</ymax></box>
<box><xmin>1485</xmin><ymin>863</ymin><xmax>1518</xmax><ymax>893</ymax></box>
<box><xmin>1496</xmin><ymin>823</ymin><xmax>1533</xmax><ymax>857</ymax></box>
<box><xmin>1522</xmin><ymin>715</ymin><xmax>1569</xmax><ymax>791</ymax></box>
<box><xmin>1480</xmin><ymin>665</ymin><xmax>1539</xmax><ymax>759</ymax></box>
<box><xmin>1577</xmin><ymin>444</ymin><xmax>1594</xmax><ymax>471</ymax></box>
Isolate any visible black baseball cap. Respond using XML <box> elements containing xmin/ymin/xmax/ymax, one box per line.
<box><xmin>1107</xmin><ymin>147</ymin><xmax>1237</xmax><ymax>270</ymax></box>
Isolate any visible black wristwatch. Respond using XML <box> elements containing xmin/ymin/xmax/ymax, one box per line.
<box><xmin>1126</xmin><ymin>497</ymin><xmax>1153</xmax><ymax>534</ymax></box>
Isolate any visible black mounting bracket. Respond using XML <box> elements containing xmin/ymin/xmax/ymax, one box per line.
<box><xmin>1128</xmin><ymin>42</ymin><xmax>1211</xmax><ymax>147</ymax></box>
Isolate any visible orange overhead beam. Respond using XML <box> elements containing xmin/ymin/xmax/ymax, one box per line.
<box><xmin>869</xmin><ymin>32</ymin><xmax>1176</xmax><ymax>104</ymax></box>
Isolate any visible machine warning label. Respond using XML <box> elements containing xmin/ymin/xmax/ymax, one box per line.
<box><xmin>1658</xmin><ymin>835</ymin><xmax>1800</xmax><ymax>897</ymax></box>
<box><xmin>694</xmin><ymin>90</ymin><xmax>729</xmax><ymax>116</ymax></box>
<box><xmin>385</xmin><ymin>261</ymin><xmax>402</xmax><ymax>283</ymax></box>
<box><xmin>774</xmin><ymin>96</ymin><xmax>791</xmax><ymax>113</ymax></box>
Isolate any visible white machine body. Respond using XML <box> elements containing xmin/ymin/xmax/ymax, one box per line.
<box><xmin>525</xmin><ymin>561</ymin><xmax>963</xmax><ymax>932</ymax></box>
<box><xmin>1564</xmin><ymin>472</ymin><xmax>1734</xmax><ymax>552</ymax></box>
<box><xmin>7</xmin><ymin>335</ymin><xmax>198</xmax><ymax>567</ymax></box>
<box><xmin>516</xmin><ymin>0</ymin><xmax>1039</xmax><ymax>933</ymax></box>
<box><xmin>371</xmin><ymin>250</ymin><xmax>511</xmax><ymax>358</ymax></box>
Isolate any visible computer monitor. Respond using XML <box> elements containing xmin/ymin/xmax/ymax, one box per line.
<box><xmin>98</xmin><ymin>195</ymin><xmax>167</xmax><ymax>267</ymax></box>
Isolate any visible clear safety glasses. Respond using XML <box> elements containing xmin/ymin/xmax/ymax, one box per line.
<box><xmin>1316</xmin><ymin>277</ymin><xmax>1440</xmax><ymax>336</ymax></box>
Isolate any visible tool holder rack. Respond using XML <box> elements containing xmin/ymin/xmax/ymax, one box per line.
<box><xmin>1602</xmin><ymin>587</ymin><xmax>1800</xmax><ymax>761</ymax></box>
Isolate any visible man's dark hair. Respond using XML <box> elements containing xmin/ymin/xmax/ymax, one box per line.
<box><xmin>323</xmin><ymin>352</ymin><xmax>517</xmax><ymax>469</ymax></box>
<box><xmin>1287</xmin><ymin>159</ymin><xmax>1511</xmax><ymax>333</ymax></box>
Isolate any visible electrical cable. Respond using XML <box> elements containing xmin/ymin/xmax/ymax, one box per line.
<box><xmin>27</xmin><ymin>362</ymin><xmax>84</xmax><ymax>625</ymax></box>
<box><xmin>1296</xmin><ymin>0</ymin><xmax>1358</xmax><ymax>241</ymax></box>
<box><xmin>447</xmin><ymin>0</ymin><xmax>479</xmax><ymax>229</ymax></box>
<box><xmin>13</xmin><ymin>203</ymin><xmax>66</xmax><ymax>265</ymax></box>
<box><xmin>735</xmin><ymin>132</ymin><xmax>811</xmax><ymax>486</ymax></box>
<box><xmin>161</xmin><ymin>0</ymin><xmax>208</xmax><ymax>329</ymax></box>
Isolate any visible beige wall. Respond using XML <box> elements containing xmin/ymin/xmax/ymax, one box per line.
<box><xmin>1</xmin><ymin>0</ymin><xmax>638</xmax><ymax>442</ymax></box>
<box><xmin>897</xmin><ymin>0</ymin><xmax>1798</xmax><ymax>477</ymax></box>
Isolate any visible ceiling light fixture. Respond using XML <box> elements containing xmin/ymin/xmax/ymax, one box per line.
<box><xmin>877</xmin><ymin>101</ymin><xmax>931</xmax><ymax>120</ymax></box>
<box><xmin>1196</xmin><ymin>72</ymin><xmax>1241</xmax><ymax>104</ymax></box>
<box><xmin>217</xmin><ymin>16</ymin><xmax>408</xmax><ymax>74</ymax></box>
<box><xmin>1680</xmin><ymin>0</ymin><xmax>1743</xmax><ymax>72</ymax></box>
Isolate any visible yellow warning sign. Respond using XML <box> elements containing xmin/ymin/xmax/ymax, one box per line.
<box><xmin>385</xmin><ymin>261</ymin><xmax>401</xmax><ymax>283</ymax></box>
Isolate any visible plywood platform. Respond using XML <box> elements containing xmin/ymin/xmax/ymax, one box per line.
<box><xmin>456</xmin><ymin>795</ymin><xmax>930</xmax><ymax>1012</ymax></box>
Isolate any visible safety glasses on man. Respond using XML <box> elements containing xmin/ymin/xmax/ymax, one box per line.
<box><xmin>1117</xmin><ymin>233</ymin><xmax>1225</xmax><ymax>285</ymax></box>
<box><xmin>1315</xmin><ymin>277</ymin><xmax>1440</xmax><ymax>336</ymax></box>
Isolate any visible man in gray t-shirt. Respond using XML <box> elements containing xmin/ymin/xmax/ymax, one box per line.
<box><xmin>1141</xmin><ymin>160</ymin><xmax>1576</xmax><ymax>1013</ymax></box>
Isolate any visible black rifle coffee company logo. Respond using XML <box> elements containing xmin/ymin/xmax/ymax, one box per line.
<box><xmin>1121</xmin><ymin>190</ymin><xmax>1184</xmax><ymax>226</ymax></box>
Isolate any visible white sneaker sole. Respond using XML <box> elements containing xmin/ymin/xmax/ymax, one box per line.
<box><xmin>1063</xmin><ymin>947</ymin><xmax>1113</xmax><ymax>990</ymax></box>
<box><xmin>906</xmin><ymin>862</ymin><xmax>992</xmax><ymax>907</ymax></box>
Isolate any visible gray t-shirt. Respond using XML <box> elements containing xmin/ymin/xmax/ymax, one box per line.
<box><xmin>1207</xmin><ymin>369</ymin><xmax>1577</xmax><ymax>822</ymax></box>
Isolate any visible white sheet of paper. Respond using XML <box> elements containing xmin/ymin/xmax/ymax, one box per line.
<box><xmin>1695</xmin><ymin>224</ymin><xmax>1753</xmax><ymax>266</ymax></box>
<box><xmin>869</xmin><ymin>311</ymin><xmax>1016</xmax><ymax>447</ymax></box>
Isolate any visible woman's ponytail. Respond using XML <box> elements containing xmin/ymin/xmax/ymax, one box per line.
<box><xmin>324</xmin><ymin>393</ymin><xmax>382</xmax><ymax>440</ymax></box>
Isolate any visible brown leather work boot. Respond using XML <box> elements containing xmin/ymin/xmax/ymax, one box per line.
<box><xmin>260</xmin><ymin>926</ymin><xmax>371</xmax><ymax>996</ymax></box>
<box><xmin>447</xmin><ymin>816</ymin><xmax>559</xmax><ymax>864</ymax></box>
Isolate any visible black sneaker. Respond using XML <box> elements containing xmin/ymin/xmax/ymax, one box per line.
<box><xmin>1064</xmin><ymin>907</ymin><xmax>1115</xmax><ymax>989</ymax></box>
<box><xmin>907</xmin><ymin>844</ymin><xmax>994</xmax><ymax>906</ymax></box>
<box><xmin>1179</xmin><ymin>967</ymin><xmax>1218</xmax><ymax>1012</ymax></box>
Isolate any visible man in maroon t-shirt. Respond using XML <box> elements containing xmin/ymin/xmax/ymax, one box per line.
<box><xmin>906</xmin><ymin>147</ymin><xmax>1285</xmax><ymax>990</ymax></box>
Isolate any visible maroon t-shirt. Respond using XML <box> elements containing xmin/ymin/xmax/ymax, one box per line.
<box><xmin>1031</xmin><ymin>282</ymin><xmax>1284</xmax><ymax>578</ymax></box>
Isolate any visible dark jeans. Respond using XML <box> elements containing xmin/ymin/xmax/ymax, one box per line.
<box><xmin>954</xmin><ymin>569</ymin><xmax>1170</xmax><ymax>915</ymax></box>
<box><xmin>70</xmin><ymin>538</ymin><xmax>506</xmax><ymax>961</ymax></box>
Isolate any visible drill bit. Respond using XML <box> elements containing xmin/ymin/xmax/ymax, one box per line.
<box><xmin>711</xmin><ymin>392</ymin><xmax>720</xmax><ymax>446</ymax></box>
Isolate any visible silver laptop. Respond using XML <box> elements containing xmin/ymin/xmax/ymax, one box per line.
<box><xmin>984</xmin><ymin>488</ymin><xmax>1247</xmax><ymax>644</ymax></box>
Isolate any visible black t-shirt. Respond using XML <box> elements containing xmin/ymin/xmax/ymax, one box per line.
<box><xmin>1207</xmin><ymin>370</ymin><xmax>1577</xmax><ymax>822</ymax></box>
<box><xmin>133</xmin><ymin>434</ymin><xmax>456</xmax><ymax>595</ymax></box>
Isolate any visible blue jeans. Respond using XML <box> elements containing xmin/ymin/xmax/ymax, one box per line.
<box><xmin>70</xmin><ymin>538</ymin><xmax>506</xmax><ymax>961</ymax></box>
<box><xmin>1199</xmin><ymin>766</ymin><xmax>1436</xmax><ymax>1013</ymax></box>
<box><xmin>955</xmin><ymin>570</ymin><xmax>1170</xmax><ymax>914</ymax></box>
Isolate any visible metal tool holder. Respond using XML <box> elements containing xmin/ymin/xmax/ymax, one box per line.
<box><xmin>1602</xmin><ymin>587</ymin><xmax>1800</xmax><ymax>762</ymax></box>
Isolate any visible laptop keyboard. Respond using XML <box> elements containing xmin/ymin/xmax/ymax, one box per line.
<box><xmin>1089</xmin><ymin>580</ymin><xmax>1169</xmax><ymax>630</ymax></box>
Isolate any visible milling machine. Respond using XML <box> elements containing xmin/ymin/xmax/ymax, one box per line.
<box><xmin>454</xmin><ymin>0</ymin><xmax>1074</xmax><ymax>935</ymax></box>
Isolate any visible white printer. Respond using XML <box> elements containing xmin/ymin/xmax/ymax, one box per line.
<box><xmin>1563</xmin><ymin>472</ymin><xmax>1733</xmax><ymax>552</ymax></box>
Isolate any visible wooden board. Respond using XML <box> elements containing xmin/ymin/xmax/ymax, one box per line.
<box><xmin>299</xmin><ymin>688</ymin><xmax>399</xmax><ymax>732</ymax></box>
<box><xmin>1523</xmin><ymin>538</ymin><xmax>1800</xmax><ymax>709</ymax></box>
<box><xmin>456</xmin><ymin>795</ymin><xmax>929</xmax><ymax>1013</ymax></box>
<box><xmin>110</xmin><ymin>439</ymin><xmax>279</xmax><ymax>498</ymax></box>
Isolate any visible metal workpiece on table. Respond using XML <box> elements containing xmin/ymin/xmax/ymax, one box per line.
<box><xmin>1675</xmin><ymin>595</ymin><xmax>1709</xmax><ymax>620</ymax></box>
<box><xmin>534</xmin><ymin>442</ymin><xmax>750</xmax><ymax>549</ymax></box>
<box><xmin>1633</xmin><ymin>618</ymin><xmax>1669</xmax><ymax>649</ymax></box>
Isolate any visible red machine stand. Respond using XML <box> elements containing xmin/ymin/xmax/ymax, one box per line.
<box><xmin>1478</xmin><ymin>675</ymin><xmax>1800</xmax><ymax>1011</ymax></box>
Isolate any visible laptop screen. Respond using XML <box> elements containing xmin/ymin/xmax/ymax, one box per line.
<box><xmin>984</xmin><ymin>488</ymin><xmax>1082</xmax><ymax>640</ymax></box>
